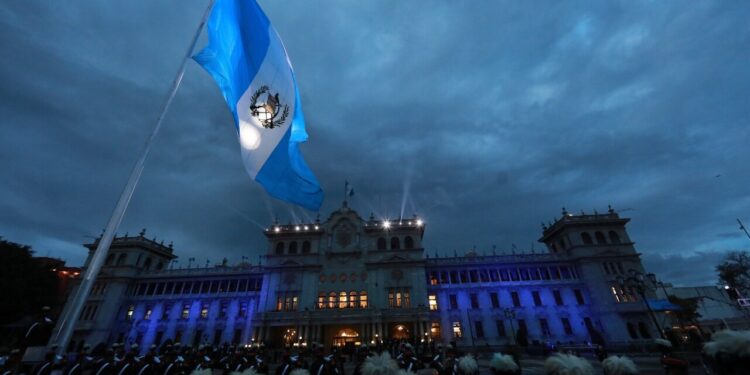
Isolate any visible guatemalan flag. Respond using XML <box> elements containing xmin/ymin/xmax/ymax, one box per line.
<box><xmin>193</xmin><ymin>0</ymin><xmax>323</xmax><ymax>211</ymax></box>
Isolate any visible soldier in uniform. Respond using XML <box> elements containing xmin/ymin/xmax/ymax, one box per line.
<box><xmin>441</xmin><ymin>348</ymin><xmax>458</xmax><ymax>375</ymax></box>
<box><xmin>397</xmin><ymin>344</ymin><xmax>422</xmax><ymax>373</ymax></box>
<box><xmin>65</xmin><ymin>344</ymin><xmax>92</xmax><ymax>375</ymax></box>
<box><xmin>310</xmin><ymin>347</ymin><xmax>327</xmax><ymax>375</ymax></box>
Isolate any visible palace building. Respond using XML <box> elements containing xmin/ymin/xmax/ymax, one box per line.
<box><xmin>52</xmin><ymin>203</ymin><xmax>666</xmax><ymax>351</ymax></box>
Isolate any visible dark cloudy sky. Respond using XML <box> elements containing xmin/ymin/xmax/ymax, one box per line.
<box><xmin>1</xmin><ymin>1</ymin><xmax>749</xmax><ymax>286</ymax></box>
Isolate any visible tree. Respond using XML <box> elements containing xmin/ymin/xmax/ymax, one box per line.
<box><xmin>716</xmin><ymin>251</ymin><xmax>750</xmax><ymax>296</ymax></box>
<box><xmin>0</xmin><ymin>238</ymin><xmax>59</xmax><ymax>325</ymax></box>
<box><xmin>667</xmin><ymin>295</ymin><xmax>702</xmax><ymax>327</ymax></box>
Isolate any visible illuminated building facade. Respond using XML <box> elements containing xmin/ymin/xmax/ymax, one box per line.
<box><xmin>53</xmin><ymin>204</ymin><xmax>664</xmax><ymax>351</ymax></box>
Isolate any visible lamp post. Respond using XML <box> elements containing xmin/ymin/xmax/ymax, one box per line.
<box><xmin>617</xmin><ymin>269</ymin><xmax>666</xmax><ymax>339</ymax></box>
<box><xmin>503</xmin><ymin>308</ymin><xmax>517</xmax><ymax>345</ymax></box>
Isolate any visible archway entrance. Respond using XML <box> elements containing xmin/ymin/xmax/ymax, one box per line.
<box><xmin>333</xmin><ymin>328</ymin><xmax>360</xmax><ymax>347</ymax></box>
<box><xmin>392</xmin><ymin>324</ymin><xmax>411</xmax><ymax>339</ymax></box>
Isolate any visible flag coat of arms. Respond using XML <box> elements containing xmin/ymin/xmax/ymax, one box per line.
<box><xmin>194</xmin><ymin>0</ymin><xmax>323</xmax><ymax>211</ymax></box>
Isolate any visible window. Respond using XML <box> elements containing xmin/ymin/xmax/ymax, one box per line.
<box><xmin>638</xmin><ymin>321</ymin><xmax>651</xmax><ymax>338</ymax></box>
<box><xmin>490</xmin><ymin>321</ymin><xmax>504</xmax><ymax>340</ymax></box>
<box><xmin>162</xmin><ymin>304</ymin><xmax>172</xmax><ymax>320</ymax></box>
<box><xmin>349</xmin><ymin>291</ymin><xmax>358</xmax><ymax>308</ymax></box>
<box><xmin>117</xmin><ymin>253</ymin><xmax>127</xmax><ymax>266</ymax></box>
<box><xmin>404</xmin><ymin>236</ymin><xmax>414</xmax><ymax>249</ymax></box>
<box><xmin>302</xmin><ymin>241</ymin><xmax>311</xmax><ymax>254</ymax></box>
<box><xmin>520</xmin><ymin>269</ymin><xmax>530</xmax><ymax>281</ymax></box>
<box><xmin>611</xmin><ymin>286</ymin><xmax>635</xmax><ymax>303</ymax></box>
<box><xmin>213</xmin><ymin>329</ymin><xmax>223</xmax><ymax>346</ymax></box>
<box><xmin>490</xmin><ymin>292</ymin><xmax>500</xmax><ymax>308</ymax></box>
<box><xmin>470</xmin><ymin>270</ymin><xmax>478</xmax><ymax>283</ymax></box>
<box><xmin>289</xmin><ymin>242</ymin><xmax>298</xmax><ymax>254</ymax></box>
<box><xmin>539</xmin><ymin>319</ymin><xmax>550</xmax><ymax>336</ymax></box>
<box><xmin>430</xmin><ymin>322</ymin><xmax>441</xmax><ymax>338</ymax></box>
<box><xmin>511</xmin><ymin>291</ymin><xmax>521</xmax><ymax>307</ymax></box>
<box><xmin>317</xmin><ymin>293</ymin><xmax>326</xmax><ymax>309</ymax></box>
<box><xmin>532</xmin><ymin>291</ymin><xmax>542</xmax><ymax>306</ymax></box>
<box><xmin>390</xmin><ymin>237</ymin><xmax>400</xmax><ymax>250</ymax></box>
<box><xmin>126</xmin><ymin>305</ymin><xmax>135</xmax><ymax>321</ymax></box>
<box><xmin>553</xmin><ymin>290</ymin><xmax>563</xmax><ymax>306</ymax></box>
<box><xmin>561</xmin><ymin>318</ymin><xmax>573</xmax><ymax>335</ymax></box>
<box><xmin>275</xmin><ymin>242</ymin><xmax>284</xmax><ymax>255</ymax></box>
<box><xmin>517</xmin><ymin>319</ymin><xmax>527</xmax><ymax>333</ymax></box>
<box><xmin>238</xmin><ymin>302</ymin><xmax>248</xmax><ymax>318</ymax></box>
<box><xmin>377</xmin><ymin>238</ymin><xmax>386</xmax><ymax>250</ymax></box>
<box><xmin>540</xmin><ymin>268</ymin><xmax>550</xmax><ymax>280</ymax></box>
<box><xmin>219</xmin><ymin>301</ymin><xmax>228</xmax><ymax>318</ymax></box>
<box><xmin>574</xmin><ymin>289</ymin><xmax>585</xmax><ymax>305</ymax></box>
<box><xmin>191</xmin><ymin>282</ymin><xmax>200</xmax><ymax>294</ymax></box>
<box><xmin>429</xmin><ymin>272</ymin><xmax>439</xmax><ymax>285</ymax></box>
<box><xmin>359</xmin><ymin>291</ymin><xmax>368</xmax><ymax>308</ymax></box>
<box><xmin>452</xmin><ymin>321</ymin><xmax>462</xmax><ymax>338</ymax></box>
<box><xmin>328</xmin><ymin>292</ymin><xmax>336</xmax><ymax>309</ymax></box>
<box><xmin>278</xmin><ymin>294</ymin><xmax>299</xmax><ymax>311</ymax></box>
<box><xmin>475</xmin><ymin>321</ymin><xmax>484</xmax><ymax>338</ymax></box>
<box><xmin>387</xmin><ymin>288</ymin><xmax>410</xmax><ymax>308</ymax></box>
<box><xmin>428</xmin><ymin>294</ymin><xmax>438</xmax><ymax>311</ymax></box>
<box><xmin>181</xmin><ymin>303</ymin><xmax>190</xmax><ymax>319</ymax></box>
<box><xmin>609</xmin><ymin>231</ymin><xmax>621</xmax><ymax>244</ymax></box>
<box><xmin>595</xmin><ymin>231</ymin><xmax>607</xmax><ymax>244</ymax></box>
<box><xmin>470</xmin><ymin>293</ymin><xmax>479</xmax><ymax>309</ymax></box>
<box><xmin>201</xmin><ymin>281</ymin><xmax>210</xmax><ymax>294</ymax></box>
<box><xmin>581</xmin><ymin>232</ymin><xmax>593</xmax><ymax>244</ymax></box>
<box><xmin>449</xmin><ymin>294</ymin><xmax>458</xmax><ymax>309</ymax></box>
<box><xmin>143</xmin><ymin>258</ymin><xmax>153</xmax><ymax>270</ymax></box>
<box><xmin>144</xmin><ymin>305</ymin><xmax>153</xmax><ymax>320</ymax></box>
<box><xmin>339</xmin><ymin>291</ymin><xmax>348</xmax><ymax>309</ymax></box>
<box><xmin>200</xmin><ymin>303</ymin><xmax>209</xmax><ymax>319</ymax></box>
<box><xmin>460</xmin><ymin>271</ymin><xmax>468</xmax><ymax>283</ymax></box>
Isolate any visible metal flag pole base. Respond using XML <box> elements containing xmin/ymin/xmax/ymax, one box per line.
<box><xmin>51</xmin><ymin>0</ymin><xmax>215</xmax><ymax>355</ymax></box>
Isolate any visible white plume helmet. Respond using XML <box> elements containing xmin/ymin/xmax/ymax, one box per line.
<box><xmin>230</xmin><ymin>368</ymin><xmax>258</xmax><ymax>375</ymax></box>
<box><xmin>489</xmin><ymin>353</ymin><xmax>519</xmax><ymax>373</ymax></box>
<box><xmin>544</xmin><ymin>353</ymin><xmax>594</xmax><ymax>375</ymax></box>
<box><xmin>362</xmin><ymin>352</ymin><xmax>400</xmax><ymax>375</ymax></box>
<box><xmin>290</xmin><ymin>369</ymin><xmax>310</xmax><ymax>375</ymax></box>
<box><xmin>457</xmin><ymin>354</ymin><xmax>478</xmax><ymax>375</ymax></box>
<box><xmin>703</xmin><ymin>330</ymin><xmax>750</xmax><ymax>359</ymax></box>
<box><xmin>191</xmin><ymin>369</ymin><xmax>213</xmax><ymax>375</ymax></box>
<box><xmin>601</xmin><ymin>355</ymin><xmax>638</xmax><ymax>375</ymax></box>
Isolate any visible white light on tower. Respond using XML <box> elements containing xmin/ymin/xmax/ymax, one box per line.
<box><xmin>295</xmin><ymin>226</ymin><xmax>300</xmax><ymax>231</ymax></box>
<box><xmin>304</xmin><ymin>226</ymin><xmax>309</xmax><ymax>230</ymax></box>
<box><xmin>416</xmin><ymin>219</ymin><xmax>423</xmax><ymax>226</ymax></box>
<box><xmin>383</xmin><ymin>221</ymin><xmax>391</xmax><ymax>229</ymax></box>
<box><xmin>274</xmin><ymin>227</ymin><xmax>280</xmax><ymax>232</ymax></box>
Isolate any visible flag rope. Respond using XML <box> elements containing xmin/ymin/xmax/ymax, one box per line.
<box><xmin>52</xmin><ymin>0</ymin><xmax>216</xmax><ymax>354</ymax></box>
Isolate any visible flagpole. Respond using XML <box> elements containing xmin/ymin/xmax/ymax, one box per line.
<box><xmin>52</xmin><ymin>0</ymin><xmax>215</xmax><ymax>355</ymax></box>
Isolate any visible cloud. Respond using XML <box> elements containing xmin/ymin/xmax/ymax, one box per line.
<box><xmin>1</xmin><ymin>0</ymin><xmax>749</xmax><ymax>287</ymax></box>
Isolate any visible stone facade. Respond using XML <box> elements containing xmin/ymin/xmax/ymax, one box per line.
<box><xmin>51</xmin><ymin>204</ymin><xmax>664</xmax><ymax>352</ymax></box>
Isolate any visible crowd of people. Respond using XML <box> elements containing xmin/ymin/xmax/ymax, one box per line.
<box><xmin>2</xmin><ymin>329</ymin><xmax>750</xmax><ymax>375</ymax></box>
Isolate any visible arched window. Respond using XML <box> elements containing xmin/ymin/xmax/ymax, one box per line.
<box><xmin>289</xmin><ymin>242</ymin><xmax>298</xmax><ymax>254</ymax></box>
<box><xmin>302</xmin><ymin>241</ymin><xmax>311</xmax><ymax>254</ymax></box>
<box><xmin>349</xmin><ymin>291</ymin><xmax>358</xmax><ymax>308</ymax></box>
<box><xmin>106</xmin><ymin>254</ymin><xmax>114</xmax><ymax>265</ymax></box>
<box><xmin>595</xmin><ymin>231</ymin><xmax>607</xmax><ymax>244</ymax></box>
<box><xmin>328</xmin><ymin>292</ymin><xmax>336</xmax><ymax>309</ymax></box>
<box><xmin>359</xmin><ymin>291</ymin><xmax>368</xmax><ymax>308</ymax></box>
<box><xmin>609</xmin><ymin>231</ymin><xmax>621</xmax><ymax>244</ymax></box>
<box><xmin>275</xmin><ymin>242</ymin><xmax>285</xmax><ymax>255</ymax></box>
<box><xmin>377</xmin><ymin>237</ymin><xmax>386</xmax><ymax>250</ymax></box>
<box><xmin>581</xmin><ymin>232</ymin><xmax>593</xmax><ymax>245</ymax></box>
<box><xmin>339</xmin><ymin>291</ymin><xmax>348</xmax><ymax>309</ymax></box>
<box><xmin>117</xmin><ymin>253</ymin><xmax>128</xmax><ymax>266</ymax></box>
<box><xmin>404</xmin><ymin>236</ymin><xmax>414</xmax><ymax>249</ymax></box>
<box><xmin>390</xmin><ymin>237</ymin><xmax>400</xmax><ymax>250</ymax></box>
<box><xmin>143</xmin><ymin>258</ymin><xmax>153</xmax><ymax>271</ymax></box>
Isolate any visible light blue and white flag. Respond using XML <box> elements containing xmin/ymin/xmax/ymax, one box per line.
<box><xmin>194</xmin><ymin>0</ymin><xmax>323</xmax><ymax>211</ymax></box>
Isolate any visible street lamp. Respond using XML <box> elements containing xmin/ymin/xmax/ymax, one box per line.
<box><xmin>617</xmin><ymin>269</ymin><xmax>666</xmax><ymax>339</ymax></box>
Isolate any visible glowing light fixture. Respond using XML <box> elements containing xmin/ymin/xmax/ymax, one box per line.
<box><xmin>416</xmin><ymin>219</ymin><xmax>423</xmax><ymax>226</ymax></box>
<box><xmin>295</xmin><ymin>226</ymin><xmax>300</xmax><ymax>231</ymax></box>
<box><xmin>275</xmin><ymin>227</ymin><xmax>280</xmax><ymax>233</ymax></box>
<box><xmin>383</xmin><ymin>221</ymin><xmax>391</xmax><ymax>229</ymax></box>
<box><xmin>304</xmin><ymin>226</ymin><xmax>309</xmax><ymax>230</ymax></box>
